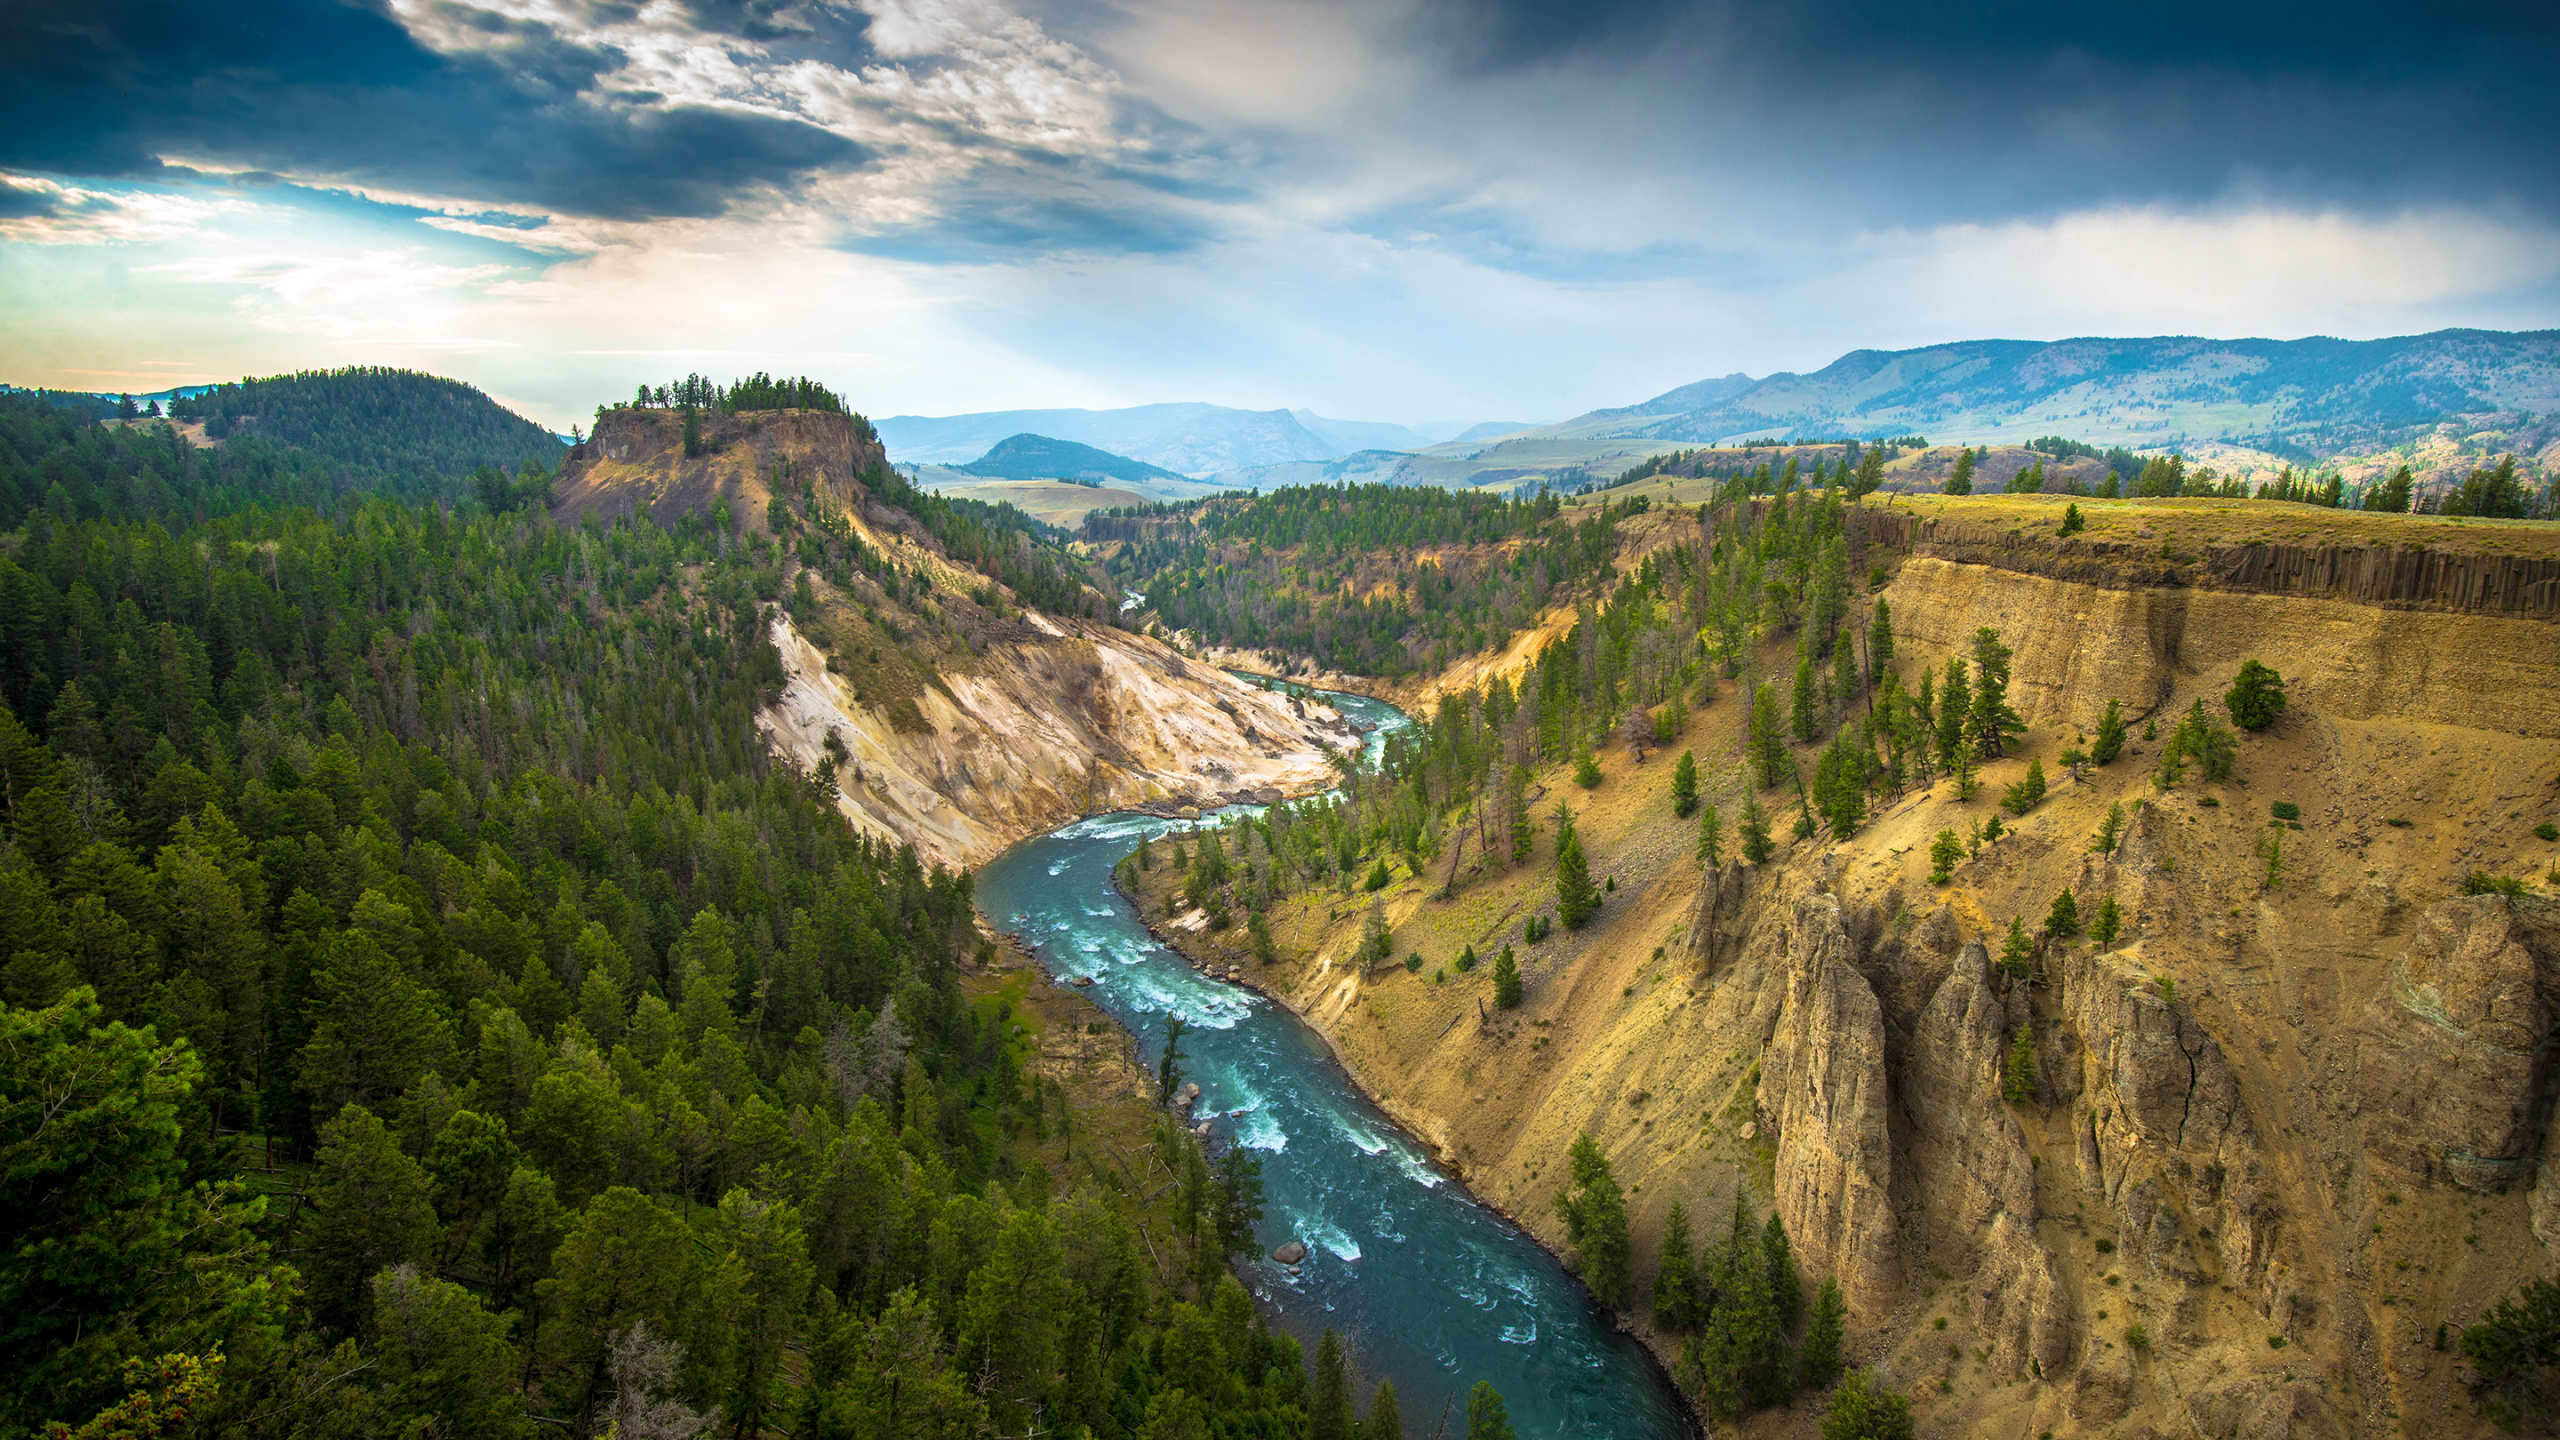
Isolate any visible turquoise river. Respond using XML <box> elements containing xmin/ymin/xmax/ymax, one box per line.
<box><xmin>973</xmin><ymin>687</ymin><xmax>1688</xmax><ymax>1439</ymax></box>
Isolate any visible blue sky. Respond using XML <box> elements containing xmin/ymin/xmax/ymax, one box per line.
<box><xmin>3</xmin><ymin>0</ymin><xmax>2555</xmax><ymax>431</ymax></box>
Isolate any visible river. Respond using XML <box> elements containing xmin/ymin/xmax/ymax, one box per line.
<box><xmin>973</xmin><ymin>687</ymin><xmax>1689</xmax><ymax>1440</ymax></box>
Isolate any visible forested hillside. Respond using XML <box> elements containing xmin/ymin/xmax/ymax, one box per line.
<box><xmin>0</xmin><ymin>398</ymin><xmax>1350</xmax><ymax>1439</ymax></box>
<box><xmin>168</xmin><ymin>368</ymin><xmax>564</xmax><ymax>484</ymax></box>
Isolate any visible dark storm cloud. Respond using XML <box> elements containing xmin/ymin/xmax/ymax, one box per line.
<box><xmin>840</xmin><ymin>171</ymin><xmax>1216</xmax><ymax>264</ymax></box>
<box><xmin>1413</xmin><ymin>0</ymin><xmax>2560</xmax><ymax>218</ymax></box>
<box><xmin>0</xmin><ymin>0</ymin><xmax>870</xmax><ymax>219</ymax></box>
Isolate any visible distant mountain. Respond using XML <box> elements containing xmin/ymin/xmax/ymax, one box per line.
<box><xmin>957</xmin><ymin>434</ymin><xmax>1190</xmax><ymax>485</ymax></box>
<box><xmin>881</xmin><ymin>402</ymin><xmax>1489</xmax><ymax>475</ymax></box>
<box><xmin>1529</xmin><ymin>331</ymin><xmax>2560</xmax><ymax>456</ymax></box>
<box><xmin>1445</xmin><ymin>420</ymin><xmax>1542</xmax><ymax>445</ymax></box>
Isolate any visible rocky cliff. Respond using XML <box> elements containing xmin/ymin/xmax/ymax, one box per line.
<box><xmin>1140</xmin><ymin>514</ymin><xmax>2560</xmax><ymax>1439</ymax></box>
<box><xmin>552</xmin><ymin>406</ymin><xmax>1359</xmax><ymax>871</ymax></box>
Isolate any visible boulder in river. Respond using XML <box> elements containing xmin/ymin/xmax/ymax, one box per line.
<box><xmin>1272</xmin><ymin>1240</ymin><xmax>1309</xmax><ymax>1265</ymax></box>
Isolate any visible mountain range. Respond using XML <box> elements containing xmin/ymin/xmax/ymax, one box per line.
<box><xmin>876</xmin><ymin>403</ymin><xmax>1486</xmax><ymax>476</ymax></box>
<box><xmin>1520</xmin><ymin>328</ymin><xmax>2560</xmax><ymax>455</ymax></box>
<box><xmin>955</xmin><ymin>433</ymin><xmax>1192</xmax><ymax>486</ymax></box>
<box><xmin>878</xmin><ymin>329</ymin><xmax>2558</xmax><ymax>487</ymax></box>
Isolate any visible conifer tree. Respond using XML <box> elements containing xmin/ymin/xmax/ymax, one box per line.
<box><xmin>2003</xmin><ymin>1023</ymin><xmax>2039</xmax><ymax>1104</ymax></box>
<box><xmin>1508</xmin><ymin>764</ymin><xmax>1533</xmax><ymax>864</ymax></box>
<box><xmin>1935</xmin><ymin>658</ymin><xmax>1969</xmax><ymax>777</ymax></box>
<box><xmin>1822</xmin><ymin>1368</ymin><xmax>1915</xmax><ymax>1440</ymax></box>
<box><xmin>1555</xmin><ymin>808</ymin><xmax>1599</xmax><ymax>930</ymax></box>
<box><xmin>1866</xmin><ymin>599</ymin><xmax>1893</xmax><ymax>683</ymax></box>
<box><xmin>1792</xmin><ymin>648</ymin><xmax>1821</xmax><ymax>743</ymax></box>
<box><xmin>1465</xmin><ymin>1382</ymin><xmax>1517</xmax><ymax>1440</ymax></box>
<box><xmin>2225</xmin><ymin>659</ymin><xmax>2287</xmax><ymax>731</ymax></box>
<box><xmin>1553</xmin><ymin>1134</ymin><xmax>1631</xmax><ymax>1307</ymax></box>
<box><xmin>1750</xmin><ymin>684</ymin><xmax>1789</xmax><ymax>790</ymax></box>
<box><xmin>1998</xmin><ymin>917</ymin><xmax>2034</xmax><ymax>979</ymax></box>
<box><xmin>1927</xmin><ymin>829</ymin><xmax>1962</xmax><ymax>885</ymax></box>
<box><xmin>2044</xmin><ymin>887</ymin><xmax>2080</xmax><ymax>937</ymax></box>
<box><xmin>1492</xmin><ymin>946</ymin><xmax>1522</xmax><ymax>1009</ymax></box>
<box><xmin>1698</xmin><ymin>804</ymin><xmax>1724</xmax><ymax>868</ymax></box>
<box><xmin>1944</xmin><ymin>449</ymin><xmax>1975</xmax><ymax>495</ymax></box>
<box><xmin>1965</xmin><ymin>627</ymin><xmax>2023</xmax><ymax>758</ymax></box>
<box><xmin>1671</xmin><ymin>750</ymin><xmax>1699</xmax><ymax>818</ymax></box>
<box><xmin>1798</xmin><ymin>1278</ymin><xmax>1846</xmax><ymax>1390</ymax></box>
<box><xmin>1738</xmin><ymin>796</ymin><xmax>1773</xmax><ymax>864</ymax></box>
<box><xmin>1311</xmin><ymin>1328</ymin><xmax>1353</xmax><ymax>1440</ymax></box>
<box><xmin>1367</xmin><ymin>1380</ymin><xmax>1405</xmax><ymax>1440</ymax></box>
<box><xmin>2092</xmin><ymin>895</ymin><xmax>2123</xmax><ymax>946</ymax></box>
<box><xmin>1651</xmin><ymin>1199</ymin><xmax>1704</xmax><ymax>1332</ymax></box>
<box><xmin>2091</xmin><ymin>699</ymin><xmax>2127</xmax><ymax>765</ymax></box>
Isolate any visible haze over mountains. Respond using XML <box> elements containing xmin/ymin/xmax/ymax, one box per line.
<box><xmin>888</xmin><ymin>329</ymin><xmax>2560</xmax><ymax>489</ymax></box>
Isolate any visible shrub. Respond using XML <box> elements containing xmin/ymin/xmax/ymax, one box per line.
<box><xmin>1525</xmin><ymin>913</ymin><xmax>1552</xmax><ymax>944</ymax></box>
<box><xmin>2537</xmin><ymin>822</ymin><xmax>2559</xmax><ymax>842</ymax></box>
<box><xmin>2124</xmin><ymin>1323</ymin><xmax>2150</xmax><ymax>1352</ymax></box>
<box><xmin>2271</xmin><ymin>800</ymin><xmax>2300</xmax><ymax>821</ymax></box>
<box><xmin>1405</xmin><ymin>952</ymin><xmax>1424</xmax><ymax>974</ymax></box>
<box><xmin>1574</xmin><ymin>751</ymin><xmax>1603</xmax><ymax>789</ymax></box>
<box><xmin>2464</xmin><ymin>871</ymin><xmax>2529</xmax><ymax>899</ymax></box>
<box><xmin>2384</xmin><ymin>816</ymin><xmax>2413</xmax><ymax>828</ymax></box>
<box><xmin>1456</xmin><ymin>945</ymin><xmax>1478</xmax><ymax>973</ymax></box>
<box><xmin>2094</xmin><ymin>1238</ymin><xmax>2116</xmax><ymax>1254</ymax></box>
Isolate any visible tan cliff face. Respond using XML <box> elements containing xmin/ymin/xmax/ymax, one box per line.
<box><xmin>1140</xmin><ymin>533</ymin><xmax>2560</xmax><ymax>1439</ymax></box>
<box><xmin>761</xmin><ymin>609</ymin><xmax>1358</xmax><ymax>872</ymax></box>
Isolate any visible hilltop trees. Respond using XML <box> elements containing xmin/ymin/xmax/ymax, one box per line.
<box><xmin>1944</xmin><ymin>449</ymin><xmax>1975</xmax><ymax>496</ymax></box>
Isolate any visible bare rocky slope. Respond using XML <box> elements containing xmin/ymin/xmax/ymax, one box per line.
<box><xmin>1138</xmin><ymin>500</ymin><xmax>2560</xmax><ymax>1438</ymax></box>
<box><xmin>553</xmin><ymin>406</ymin><xmax>1358</xmax><ymax>871</ymax></box>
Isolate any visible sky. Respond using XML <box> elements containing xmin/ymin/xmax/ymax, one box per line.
<box><xmin>3</xmin><ymin>0</ymin><xmax>2556</xmax><ymax>432</ymax></box>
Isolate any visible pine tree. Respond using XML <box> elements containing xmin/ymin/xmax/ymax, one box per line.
<box><xmin>1927</xmin><ymin>829</ymin><xmax>1962</xmax><ymax>885</ymax></box>
<box><xmin>2091</xmin><ymin>698</ymin><xmax>2127</xmax><ymax>765</ymax></box>
<box><xmin>1965</xmin><ymin>628</ymin><xmax>2022</xmax><ymax>758</ymax></box>
<box><xmin>1998</xmin><ymin>917</ymin><xmax>2034</xmax><ymax>979</ymax></box>
<box><xmin>1492</xmin><ymin>946</ymin><xmax>1523</xmax><ymax>1009</ymax></box>
<box><xmin>2225</xmin><ymin>659</ymin><xmax>2287</xmax><ymax>731</ymax></box>
<box><xmin>1935</xmin><ymin>657</ymin><xmax>1969</xmax><ymax>777</ymax></box>
<box><xmin>1798</xmin><ymin>1277</ymin><xmax>1846</xmax><ymax>1389</ymax></box>
<box><xmin>1555</xmin><ymin>809</ymin><xmax>1599</xmax><ymax>930</ymax></box>
<box><xmin>2092</xmin><ymin>801</ymin><xmax>2124</xmax><ymax>855</ymax></box>
<box><xmin>2045</xmin><ymin>887</ymin><xmax>2080</xmax><ymax>937</ymax></box>
<box><xmin>306</xmin><ymin>1103</ymin><xmax>441</xmax><ymax>1331</ymax></box>
<box><xmin>1698</xmin><ymin>804</ymin><xmax>1724</xmax><ymax>868</ymax></box>
<box><xmin>2000</xmin><ymin>755</ymin><xmax>2046</xmax><ymax>815</ymax></box>
<box><xmin>1574</xmin><ymin>746</ymin><xmax>1603</xmax><ymax>789</ymax></box>
<box><xmin>1651</xmin><ymin>1199</ymin><xmax>1703</xmax><ymax>1332</ymax></box>
<box><xmin>1671</xmin><ymin>750</ymin><xmax>1699</xmax><ymax>818</ymax></box>
<box><xmin>1750</xmin><ymin>683</ymin><xmax>1788</xmax><ymax>790</ymax></box>
<box><xmin>1553</xmin><ymin>1134</ymin><xmax>1630</xmax><ymax>1307</ymax></box>
<box><xmin>2059</xmin><ymin>502</ymin><xmax>2086</xmax><ymax>536</ymax></box>
<box><xmin>2002</xmin><ymin>1023</ymin><xmax>2039</xmax><ymax>1104</ymax></box>
<box><xmin>1791</xmin><ymin>648</ymin><xmax>1821</xmax><ymax>743</ymax></box>
<box><xmin>1311</xmin><ymin>1328</ymin><xmax>1353</xmax><ymax>1440</ymax></box>
<box><xmin>1738</xmin><ymin>796</ymin><xmax>1773</xmax><ymax>864</ymax></box>
<box><xmin>1508</xmin><ymin>764</ymin><xmax>1533</xmax><ymax>864</ymax></box>
<box><xmin>1866</xmin><ymin>599</ymin><xmax>1893</xmax><ymax>683</ymax></box>
<box><xmin>1366</xmin><ymin>1380</ymin><xmax>1405</xmax><ymax>1440</ymax></box>
<box><xmin>2093</xmin><ymin>894</ymin><xmax>2123</xmax><ymax>946</ymax></box>
<box><xmin>1465</xmin><ymin>1382</ymin><xmax>1517</xmax><ymax>1440</ymax></box>
<box><xmin>1944</xmin><ymin>448</ymin><xmax>1975</xmax><ymax>495</ymax></box>
<box><xmin>1763</xmin><ymin>1211</ymin><xmax>1802</xmax><ymax>1334</ymax></box>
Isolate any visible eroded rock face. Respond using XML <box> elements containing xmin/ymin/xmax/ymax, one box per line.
<box><xmin>1900</xmin><ymin>940</ymin><xmax>2071</xmax><ymax>1377</ymax></box>
<box><xmin>1755</xmin><ymin>896</ymin><xmax>1901</xmax><ymax>1317</ymax></box>
<box><xmin>2353</xmin><ymin>895</ymin><xmax>2560</xmax><ymax>1190</ymax></box>
<box><xmin>1682</xmin><ymin>861</ymin><xmax>1754</xmax><ymax>976</ymax></box>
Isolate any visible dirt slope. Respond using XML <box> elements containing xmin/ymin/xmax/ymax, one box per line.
<box><xmin>1141</xmin><ymin>520</ymin><xmax>2560</xmax><ymax>1438</ymax></box>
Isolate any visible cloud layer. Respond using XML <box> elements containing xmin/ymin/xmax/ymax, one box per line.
<box><xmin>2</xmin><ymin>0</ymin><xmax>2554</xmax><ymax>426</ymax></box>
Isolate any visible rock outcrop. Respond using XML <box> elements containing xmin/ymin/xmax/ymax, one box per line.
<box><xmin>1755</xmin><ymin>897</ymin><xmax>1902</xmax><ymax>1317</ymax></box>
<box><xmin>2354</xmin><ymin>894</ymin><xmax>2560</xmax><ymax>1190</ymax></box>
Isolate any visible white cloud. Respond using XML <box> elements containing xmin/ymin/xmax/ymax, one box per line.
<box><xmin>0</xmin><ymin>175</ymin><xmax>253</xmax><ymax>245</ymax></box>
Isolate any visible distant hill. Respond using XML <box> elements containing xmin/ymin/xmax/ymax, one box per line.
<box><xmin>169</xmin><ymin>367</ymin><xmax>564</xmax><ymax>478</ymax></box>
<box><xmin>880</xmin><ymin>402</ymin><xmax>1497</xmax><ymax>474</ymax></box>
<box><xmin>957</xmin><ymin>433</ymin><xmax>1191</xmax><ymax>486</ymax></box>
<box><xmin>1527</xmin><ymin>330</ymin><xmax>2560</xmax><ymax>460</ymax></box>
